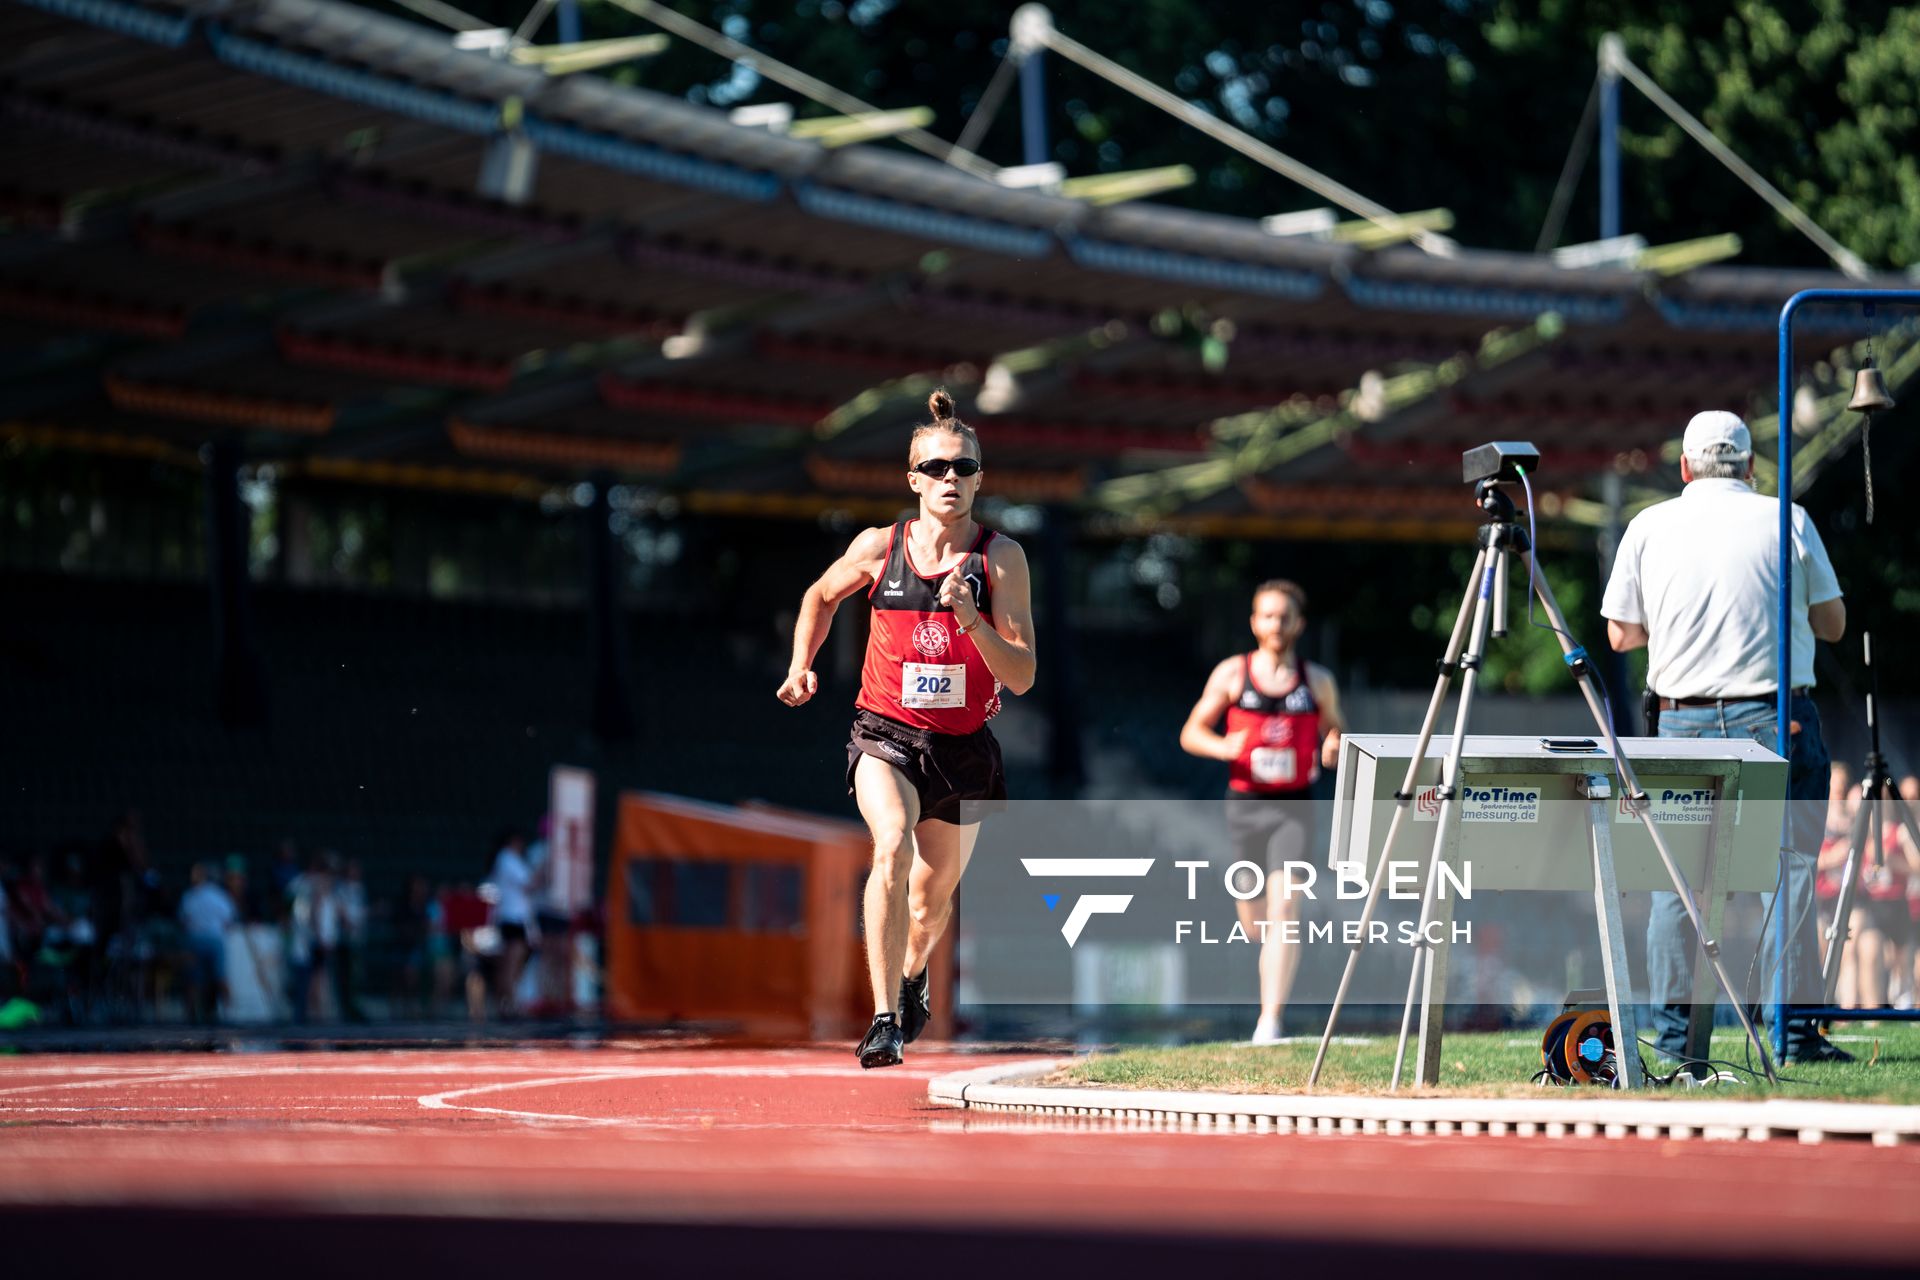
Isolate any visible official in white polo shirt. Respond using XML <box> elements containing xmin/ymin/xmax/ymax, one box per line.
<box><xmin>1602</xmin><ymin>410</ymin><xmax>1850</xmax><ymax>1066</ymax></box>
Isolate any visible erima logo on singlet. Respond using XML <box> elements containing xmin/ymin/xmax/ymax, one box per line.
<box><xmin>1239</xmin><ymin>692</ymin><xmax>1261</xmax><ymax>709</ymax></box>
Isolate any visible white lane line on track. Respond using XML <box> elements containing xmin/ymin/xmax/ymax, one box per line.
<box><xmin>0</xmin><ymin>1105</ymin><xmax>418</xmax><ymax>1115</ymax></box>
<box><xmin>0</xmin><ymin>1070</ymin><xmax>248</xmax><ymax>1099</ymax></box>
<box><xmin>419</xmin><ymin>1073</ymin><xmax>650</xmax><ymax>1124</ymax></box>
<box><xmin>0</xmin><ymin>1061</ymin><xmax>795</xmax><ymax>1098</ymax></box>
<box><xmin>0</xmin><ymin>1061</ymin><xmax>944</xmax><ymax>1124</ymax></box>
<box><xmin>417</xmin><ymin>1064</ymin><xmax>937</xmax><ymax>1126</ymax></box>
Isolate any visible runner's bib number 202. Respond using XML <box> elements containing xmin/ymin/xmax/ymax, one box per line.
<box><xmin>902</xmin><ymin>662</ymin><xmax>965</xmax><ymax>709</ymax></box>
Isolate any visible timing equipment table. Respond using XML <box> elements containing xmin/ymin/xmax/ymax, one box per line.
<box><xmin>1328</xmin><ymin>733</ymin><xmax>1788</xmax><ymax>1087</ymax></box>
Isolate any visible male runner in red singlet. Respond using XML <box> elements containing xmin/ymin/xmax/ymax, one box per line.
<box><xmin>1180</xmin><ymin>580</ymin><xmax>1345</xmax><ymax>1044</ymax></box>
<box><xmin>777</xmin><ymin>390</ymin><xmax>1036</xmax><ymax>1068</ymax></box>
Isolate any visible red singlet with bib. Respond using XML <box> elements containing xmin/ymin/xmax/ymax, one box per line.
<box><xmin>1226</xmin><ymin>654</ymin><xmax>1320</xmax><ymax>795</ymax></box>
<box><xmin>857</xmin><ymin>520</ymin><xmax>1001</xmax><ymax>734</ymax></box>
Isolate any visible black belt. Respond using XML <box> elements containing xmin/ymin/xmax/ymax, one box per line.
<box><xmin>1657</xmin><ymin>688</ymin><xmax>1809</xmax><ymax>711</ymax></box>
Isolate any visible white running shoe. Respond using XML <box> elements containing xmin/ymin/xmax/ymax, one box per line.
<box><xmin>1250</xmin><ymin>1016</ymin><xmax>1281</xmax><ymax>1045</ymax></box>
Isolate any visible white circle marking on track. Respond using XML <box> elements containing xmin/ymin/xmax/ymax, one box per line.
<box><xmin>416</xmin><ymin>1064</ymin><xmax>935</xmax><ymax>1126</ymax></box>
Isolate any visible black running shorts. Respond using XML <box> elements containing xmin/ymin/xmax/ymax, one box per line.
<box><xmin>845</xmin><ymin>708</ymin><xmax>1007</xmax><ymax>825</ymax></box>
<box><xmin>1224</xmin><ymin>791</ymin><xmax>1314</xmax><ymax>873</ymax></box>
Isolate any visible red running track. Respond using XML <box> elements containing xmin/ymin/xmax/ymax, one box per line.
<box><xmin>3</xmin><ymin>1044</ymin><xmax>1918</xmax><ymax>1277</ymax></box>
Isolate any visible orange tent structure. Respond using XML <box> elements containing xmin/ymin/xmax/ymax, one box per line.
<box><xmin>604</xmin><ymin>792</ymin><xmax>955</xmax><ymax>1040</ymax></box>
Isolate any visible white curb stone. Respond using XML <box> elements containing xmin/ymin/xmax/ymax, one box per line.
<box><xmin>928</xmin><ymin>1058</ymin><xmax>1920</xmax><ymax>1144</ymax></box>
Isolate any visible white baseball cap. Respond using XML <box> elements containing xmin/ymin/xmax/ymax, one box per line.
<box><xmin>1682</xmin><ymin>410</ymin><xmax>1751</xmax><ymax>460</ymax></box>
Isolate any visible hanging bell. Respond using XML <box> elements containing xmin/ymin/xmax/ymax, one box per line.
<box><xmin>1849</xmin><ymin>360</ymin><xmax>1895</xmax><ymax>415</ymax></box>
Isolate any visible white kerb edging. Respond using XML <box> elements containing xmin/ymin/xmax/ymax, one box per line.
<box><xmin>927</xmin><ymin>1059</ymin><xmax>1920</xmax><ymax>1145</ymax></box>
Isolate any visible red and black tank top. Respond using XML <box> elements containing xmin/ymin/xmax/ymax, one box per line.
<box><xmin>1226</xmin><ymin>653</ymin><xmax>1322</xmax><ymax>795</ymax></box>
<box><xmin>857</xmin><ymin>520</ymin><xmax>1001</xmax><ymax>734</ymax></box>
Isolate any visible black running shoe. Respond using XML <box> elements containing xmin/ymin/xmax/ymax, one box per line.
<box><xmin>899</xmin><ymin>969</ymin><xmax>931</xmax><ymax>1045</ymax></box>
<box><xmin>1786</xmin><ymin>1035</ymin><xmax>1856</xmax><ymax>1065</ymax></box>
<box><xmin>856</xmin><ymin>1012</ymin><xmax>904</xmax><ymax>1069</ymax></box>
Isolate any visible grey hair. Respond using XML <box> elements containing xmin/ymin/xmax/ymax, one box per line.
<box><xmin>1687</xmin><ymin>448</ymin><xmax>1750</xmax><ymax>480</ymax></box>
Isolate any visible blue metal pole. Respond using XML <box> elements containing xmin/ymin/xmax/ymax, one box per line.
<box><xmin>557</xmin><ymin>0</ymin><xmax>580</xmax><ymax>45</ymax></box>
<box><xmin>1775</xmin><ymin>286</ymin><xmax>1920</xmax><ymax>1059</ymax></box>
<box><xmin>1019</xmin><ymin>47</ymin><xmax>1048</xmax><ymax>167</ymax></box>
<box><xmin>1599</xmin><ymin>37</ymin><xmax>1621</xmax><ymax>240</ymax></box>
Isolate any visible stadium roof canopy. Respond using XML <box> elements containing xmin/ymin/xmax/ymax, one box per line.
<box><xmin>3</xmin><ymin>0</ymin><xmax>1914</xmax><ymax>537</ymax></box>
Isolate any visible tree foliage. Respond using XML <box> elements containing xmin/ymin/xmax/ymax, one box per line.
<box><xmin>390</xmin><ymin>0</ymin><xmax>1920</xmax><ymax>270</ymax></box>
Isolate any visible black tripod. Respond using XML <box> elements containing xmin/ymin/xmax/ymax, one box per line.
<box><xmin>1819</xmin><ymin>627</ymin><xmax>1920</xmax><ymax>1004</ymax></box>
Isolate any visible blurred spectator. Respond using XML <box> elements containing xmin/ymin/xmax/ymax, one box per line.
<box><xmin>439</xmin><ymin>882</ymin><xmax>491</xmax><ymax>1022</ymax></box>
<box><xmin>50</xmin><ymin>850</ymin><xmax>97</xmax><ymax>1021</ymax></box>
<box><xmin>287</xmin><ymin>853</ymin><xmax>346</xmax><ymax>1022</ymax></box>
<box><xmin>7</xmin><ymin>855</ymin><xmax>65</xmax><ymax>979</ymax></box>
<box><xmin>0</xmin><ymin>867</ymin><xmax>14</xmax><ymax>998</ymax></box>
<box><xmin>177</xmin><ymin>862</ymin><xmax>236</xmax><ymax>1024</ymax></box>
<box><xmin>393</xmin><ymin>874</ymin><xmax>441</xmax><ymax>1018</ymax></box>
<box><xmin>88</xmin><ymin>811</ymin><xmax>144</xmax><ymax>955</ymax></box>
<box><xmin>527</xmin><ymin>814</ymin><xmax>571</xmax><ymax>1014</ymax></box>
<box><xmin>483</xmin><ymin>829</ymin><xmax>536</xmax><ymax>1018</ymax></box>
<box><xmin>219</xmin><ymin>855</ymin><xmax>281</xmax><ymax>1021</ymax></box>
<box><xmin>338</xmin><ymin>858</ymin><xmax>369</xmax><ymax>1021</ymax></box>
<box><xmin>223</xmin><ymin>855</ymin><xmax>262</xmax><ymax>925</ymax></box>
<box><xmin>269</xmin><ymin>840</ymin><xmax>302</xmax><ymax>914</ymax></box>
<box><xmin>90</xmin><ymin>811</ymin><xmax>165</xmax><ymax>1022</ymax></box>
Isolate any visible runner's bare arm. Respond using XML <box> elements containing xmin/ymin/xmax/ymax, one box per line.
<box><xmin>1308</xmin><ymin>662</ymin><xmax>1346</xmax><ymax>769</ymax></box>
<box><xmin>1178</xmin><ymin>657</ymin><xmax>1245</xmax><ymax>762</ymax></box>
<box><xmin>942</xmin><ymin>537</ymin><xmax>1037</xmax><ymax>695</ymax></box>
<box><xmin>778</xmin><ymin>526</ymin><xmax>889</xmax><ymax>707</ymax></box>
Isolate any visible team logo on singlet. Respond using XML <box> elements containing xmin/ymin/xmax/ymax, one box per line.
<box><xmin>911</xmin><ymin>620</ymin><xmax>950</xmax><ymax>658</ymax></box>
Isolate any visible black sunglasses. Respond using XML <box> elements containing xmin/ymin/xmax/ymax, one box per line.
<box><xmin>913</xmin><ymin>457</ymin><xmax>981</xmax><ymax>479</ymax></box>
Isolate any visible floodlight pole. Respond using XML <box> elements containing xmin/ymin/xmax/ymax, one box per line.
<box><xmin>1598</xmin><ymin>34</ymin><xmax>1623</xmax><ymax>240</ymax></box>
<box><xmin>1012</xmin><ymin>5</ymin><xmax>1052</xmax><ymax>167</ymax></box>
<box><xmin>1775</xmin><ymin>288</ymin><xmax>1920</xmax><ymax>1057</ymax></box>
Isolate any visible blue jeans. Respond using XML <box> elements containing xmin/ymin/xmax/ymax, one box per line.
<box><xmin>1646</xmin><ymin>693</ymin><xmax>1830</xmax><ymax>1058</ymax></box>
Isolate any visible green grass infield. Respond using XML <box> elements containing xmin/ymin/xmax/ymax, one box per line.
<box><xmin>1050</xmin><ymin>1023</ymin><xmax>1920</xmax><ymax>1103</ymax></box>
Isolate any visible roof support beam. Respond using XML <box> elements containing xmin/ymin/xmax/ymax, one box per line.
<box><xmin>1330</xmin><ymin>208</ymin><xmax>1454</xmax><ymax>249</ymax></box>
<box><xmin>507</xmin><ymin>34</ymin><xmax>668</xmax><ymax>75</ymax></box>
<box><xmin>1057</xmin><ymin>165</ymin><xmax>1194</xmax><ymax>206</ymax></box>
<box><xmin>788</xmin><ymin>108</ymin><xmax>937</xmax><ymax>148</ymax></box>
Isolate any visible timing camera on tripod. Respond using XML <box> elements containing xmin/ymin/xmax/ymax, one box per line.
<box><xmin>1310</xmin><ymin>442</ymin><xmax>1783</xmax><ymax>1090</ymax></box>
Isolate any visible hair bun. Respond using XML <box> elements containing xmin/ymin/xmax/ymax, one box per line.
<box><xmin>927</xmin><ymin>388</ymin><xmax>956</xmax><ymax>421</ymax></box>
